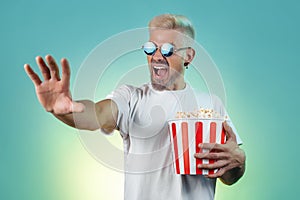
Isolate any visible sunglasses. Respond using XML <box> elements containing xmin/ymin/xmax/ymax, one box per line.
<box><xmin>142</xmin><ymin>41</ymin><xmax>190</xmax><ymax>57</ymax></box>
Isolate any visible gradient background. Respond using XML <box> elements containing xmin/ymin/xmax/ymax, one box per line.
<box><xmin>1</xmin><ymin>0</ymin><xmax>299</xmax><ymax>199</ymax></box>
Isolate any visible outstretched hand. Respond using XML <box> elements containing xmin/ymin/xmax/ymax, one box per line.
<box><xmin>24</xmin><ymin>55</ymin><xmax>85</xmax><ymax>115</ymax></box>
<box><xmin>194</xmin><ymin>121</ymin><xmax>245</xmax><ymax>180</ymax></box>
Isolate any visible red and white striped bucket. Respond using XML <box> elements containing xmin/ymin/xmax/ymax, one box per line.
<box><xmin>168</xmin><ymin>119</ymin><xmax>226</xmax><ymax>175</ymax></box>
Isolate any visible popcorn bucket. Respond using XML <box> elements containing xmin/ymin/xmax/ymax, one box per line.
<box><xmin>168</xmin><ymin>119</ymin><xmax>226</xmax><ymax>175</ymax></box>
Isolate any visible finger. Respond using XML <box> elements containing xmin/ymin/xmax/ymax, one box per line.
<box><xmin>223</xmin><ymin>121</ymin><xmax>237</xmax><ymax>142</ymax></box>
<box><xmin>194</xmin><ymin>152</ymin><xmax>227</xmax><ymax>160</ymax></box>
<box><xmin>197</xmin><ymin>160</ymin><xmax>229</xmax><ymax>170</ymax></box>
<box><xmin>24</xmin><ymin>64</ymin><xmax>42</xmax><ymax>86</ymax></box>
<box><xmin>198</xmin><ymin>143</ymin><xmax>225</xmax><ymax>151</ymax></box>
<box><xmin>71</xmin><ymin>102</ymin><xmax>85</xmax><ymax>113</ymax></box>
<box><xmin>45</xmin><ymin>55</ymin><xmax>60</xmax><ymax>80</ymax></box>
<box><xmin>194</xmin><ymin>151</ymin><xmax>209</xmax><ymax>158</ymax></box>
<box><xmin>206</xmin><ymin>167</ymin><xmax>227</xmax><ymax>178</ymax></box>
<box><xmin>35</xmin><ymin>56</ymin><xmax>50</xmax><ymax>80</ymax></box>
<box><xmin>61</xmin><ymin>58</ymin><xmax>70</xmax><ymax>87</ymax></box>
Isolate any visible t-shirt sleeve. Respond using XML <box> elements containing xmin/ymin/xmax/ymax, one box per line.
<box><xmin>212</xmin><ymin>95</ymin><xmax>243</xmax><ymax>145</ymax></box>
<box><xmin>105</xmin><ymin>85</ymin><xmax>135</xmax><ymax>138</ymax></box>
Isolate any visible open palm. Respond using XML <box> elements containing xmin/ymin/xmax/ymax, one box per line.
<box><xmin>24</xmin><ymin>55</ymin><xmax>84</xmax><ymax>115</ymax></box>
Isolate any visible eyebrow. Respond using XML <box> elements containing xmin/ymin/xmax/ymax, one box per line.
<box><xmin>149</xmin><ymin>41</ymin><xmax>177</xmax><ymax>47</ymax></box>
<box><xmin>169</xmin><ymin>42</ymin><xmax>176</xmax><ymax>46</ymax></box>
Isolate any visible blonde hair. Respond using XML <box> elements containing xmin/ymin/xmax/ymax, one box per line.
<box><xmin>148</xmin><ymin>14</ymin><xmax>195</xmax><ymax>39</ymax></box>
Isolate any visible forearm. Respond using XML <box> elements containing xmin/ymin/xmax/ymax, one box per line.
<box><xmin>53</xmin><ymin>100</ymin><xmax>100</xmax><ymax>130</ymax></box>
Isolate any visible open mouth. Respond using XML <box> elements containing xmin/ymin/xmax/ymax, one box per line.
<box><xmin>152</xmin><ymin>64</ymin><xmax>169</xmax><ymax>80</ymax></box>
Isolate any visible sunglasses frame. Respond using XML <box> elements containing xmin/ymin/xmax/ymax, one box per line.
<box><xmin>142</xmin><ymin>41</ymin><xmax>190</xmax><ymax>57</ymax></box>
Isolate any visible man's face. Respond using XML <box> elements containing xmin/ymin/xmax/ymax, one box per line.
<box><xmin>147</xmin><ymin>29</ymin><xmax>187</xmax><ymax>91</ymax></box>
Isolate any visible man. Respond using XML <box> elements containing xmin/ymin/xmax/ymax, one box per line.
<box><xmin>24</xmin><ymin>14</ymin><xmax>245</xmax><ymax>200</ymax></box>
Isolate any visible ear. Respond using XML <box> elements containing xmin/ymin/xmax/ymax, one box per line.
<box><xmin>184</xmin><ymin>48</ymin><xmax>195</xmax><ymax>66</ymax></box>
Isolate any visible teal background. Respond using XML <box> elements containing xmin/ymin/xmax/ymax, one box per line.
<box><xmin>1</xmin><ymin>0</ymin><xmax>299</xmax><ymax>199</ymax></box>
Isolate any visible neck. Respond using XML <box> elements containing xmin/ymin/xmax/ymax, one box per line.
<box><xmin>170</xmin><ymin>81</ymin><xmax>186</xmax><ymax>90</ymax></box>
<box><xmin>151</xmin><ymin>81</ymin><xmax>186</xmax><ymax>91</ymax></box>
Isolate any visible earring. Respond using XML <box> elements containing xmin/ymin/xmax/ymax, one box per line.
<box><xmin>184</xmin><ymin>62</ymin><xmax>189</xmax><ymax>69</ymax></box>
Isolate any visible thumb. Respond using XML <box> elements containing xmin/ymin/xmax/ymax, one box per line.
<box><xmin>71</xmin><ymin>101</ymin><xmax>85</xmax><ymax>113</ymax></box>
<box><xmin>223</xmin><ymin>121</ymin><xmax>237</xmax><ymax>142</ymax></box>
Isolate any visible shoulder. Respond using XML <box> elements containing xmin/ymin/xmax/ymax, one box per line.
<box><xmin>107</xmin><ymin>83</ymin><xmax>151</xmax><ymax>100</ymax></box>
<box><xmin>188</xmin><ymin>86</ymin><xmax>225</xmax><ymax>109</ymax></box>
<box><xmin>108</xmin><ymin>84</ymin><xmax>137</xmax><ymax>97</ymax></box>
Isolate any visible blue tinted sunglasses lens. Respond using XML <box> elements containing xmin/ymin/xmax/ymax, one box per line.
<box><xmin>161</xmin><ymin>43</ymin><xmax>174</xmax><ymax>57</ymax></box>
<box><xmin>143</xmin><ymin>42</ymin><xmax>157</xmax><ymax>55</ymax></box>
<box><xmin>143</xmin><ymin>42</ymin><xmax>175</xmax><ymax>57</ymax></box>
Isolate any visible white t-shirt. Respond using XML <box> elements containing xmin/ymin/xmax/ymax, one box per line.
<box><xmin>106</xmin><ymin>83</ymin><xmax>242</xmax><ymax>200</ymax></box>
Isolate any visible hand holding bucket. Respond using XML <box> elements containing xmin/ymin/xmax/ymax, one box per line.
<box><xmin>168</xmin><ymin>118</ymin><xmax>226</xmax><ymax>175</ymax></box>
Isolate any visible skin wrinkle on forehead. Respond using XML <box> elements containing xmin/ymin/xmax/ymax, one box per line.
<box><xmin>149</xmin><ymin>28</ymin><xmax>192</xmax><ymax>48</ymax></box>
<box><xmin>150</xmin><ymin>30</ymin><xmax>183</xmax><ymax>44</ymax></box>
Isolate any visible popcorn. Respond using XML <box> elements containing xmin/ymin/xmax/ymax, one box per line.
<box><xmin>175</xmin><ymin>108</ymin><xmax>227</xmax><ymax>120</ymax></box>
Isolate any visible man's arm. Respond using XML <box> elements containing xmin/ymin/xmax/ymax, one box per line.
<box><xmin>24</xmin><ymin>55</ymin><xmax>118</xmax><ymax>133</ymax></box>
<box><xmin>194</xmin><ymin>122</ymin><xmax>246</xmax><ymax>185</ymax></box>
<box><xmin>54</xmin><ymin>99</ymin><xmax>118</xmax><ymax>133</ymax></box>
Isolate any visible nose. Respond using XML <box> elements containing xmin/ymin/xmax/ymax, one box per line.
<box><xmin>152</xmin><ymin>48</ymin><xmax>165</xmax><ymax>61</ymax></box>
